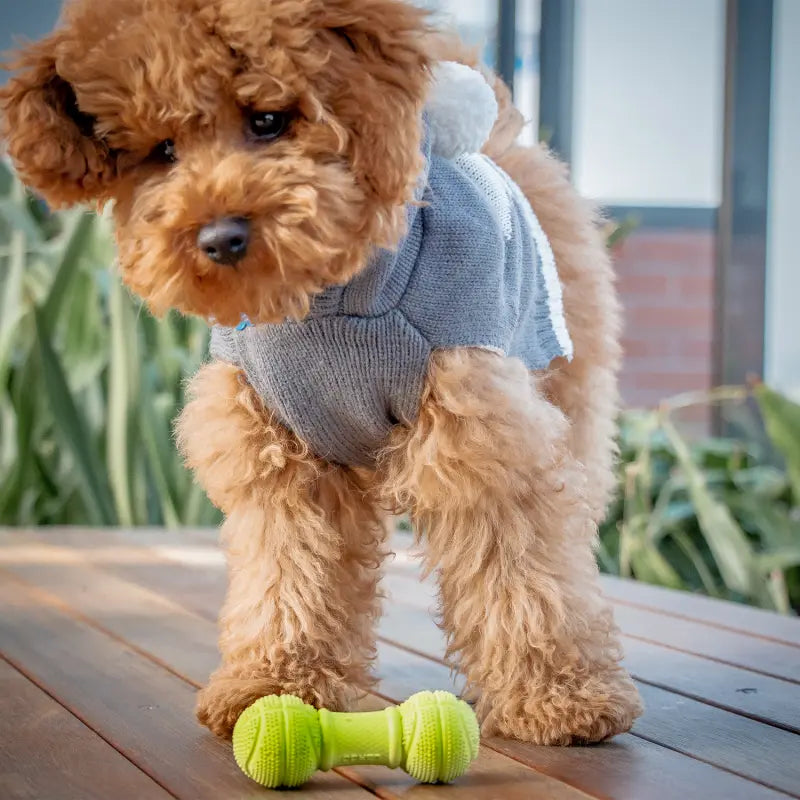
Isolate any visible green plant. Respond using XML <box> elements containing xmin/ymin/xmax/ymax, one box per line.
<box><xmin>3</xmin><ymin>165</ymin><xmax>799</xmax><ymax>614</ymax></box>
<box><xmin>600</xmin><ymin>386</ymin><xmax>800</xmax><ymax>614</ymax></box>
<box><xmin>0</xmin><ymin>162</ymin><xmax>220</xmax><ymax>527</ymax></box>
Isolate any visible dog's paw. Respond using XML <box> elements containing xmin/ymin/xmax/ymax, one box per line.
<box><xmin>196</xmin><ymin>676</ymin><xmax>279</xmax><ymax>738</ymax></box>
<box><xmin>196</xmin><ymin>669</ymin><xmax>361</xmax><ymax>739</ymax></box>
<box><xmin>480</xmin><ymin>668</ymin><xmax>643</xmax><ymax>746</ymax></box>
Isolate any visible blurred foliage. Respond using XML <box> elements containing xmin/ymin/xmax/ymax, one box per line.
<box><xmin>2</xmin><ymin>166</ymin><xmax>799</xmax><ymax>614</ymax></box>
<box><xmin>604</xmin><ymin>215</ymin><xmax>639</xmax><ymax>250</ymax></box>
<box><xmin>0</xmin><ymin>161</ymin><xmax>220</xmax><ymax>527</ymax></box>
<box><xmin>599</xmin><ymin>386</ymin><xmax>800</xmax><ymax>614</ymax></box>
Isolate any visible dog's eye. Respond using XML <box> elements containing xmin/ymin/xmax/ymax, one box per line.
<box><xmin>248</xmin><ymin>111</ymin><xmax>289</xmax><ymax>141</ymax></box>
<box><xmin>150</xmin><ymin>139</ymin><xmax>177</xmax><ymax>164</ymax></box>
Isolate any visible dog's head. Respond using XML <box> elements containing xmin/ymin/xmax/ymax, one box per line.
<box><xmin>1</xmin><ymin>0</ymin><xmax>430</xmax><ymax>324</ymax></box>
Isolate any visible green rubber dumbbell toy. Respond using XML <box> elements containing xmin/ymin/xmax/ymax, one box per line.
<box><xmin>232</xmin><ymin>690</ymin><xmax>479</xmax><ymax>788</ymax></box>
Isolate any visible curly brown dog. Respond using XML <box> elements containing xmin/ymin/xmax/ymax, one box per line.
<box><xmin>2</xmin><ymin>0</ymin><xmax>642</xmax><ymax>744</ymax></box>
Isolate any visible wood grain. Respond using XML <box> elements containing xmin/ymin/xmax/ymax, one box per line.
<box><xmin>377</xmin><ymin>603</ymin><xmax>800</xmax><ymax>796</ymax></box>
<box><xmin>612</xmin><ymin>603</ymin><xmax>800</xmax><ymax>682</ymax></box>
<box><xmin>371</xmin><ymin>643</ymin><xmax>793</xmax><ymax>800</ymax></box>
<box><xmin>5</xmin><ymin>528</ymin><xmax>799</xmax><ymax>798</ymax></box>
<box><xmin>621</xmin><ymin>636</ymin><xmax>800</xmax><ymax>733</ymax></box>
<box><xmin>0</xmin><ymin>533</ymin><xmax>593</xmax><ymax>800</ymax></box>
<box><xmin>0</xmin><ymin>575</ymin><xmax>371</xmax><ymax>800</ymax></box>
<box><xmin>486</xmin><ymin>733</ymin><xmax>789</xmax><ymax>800</ymax></box>
<box><xmin>380</xmin><ymin>568</ymin><xmax>800</xmax><ymax>683</ymax></box>
<box><xmin>385</xmin><ymin>530</ymin><xmax>800</xmax><ymax>647</ymax></box>
<box><xmin>8</xmin><ymin>528</ymin><xmax>798</xmax><ymax>794</ymax></box>
<box><xmin>378</xmin><ymin>574</ymin><xmax>800</xmax><ymax>733</ymax></box>
<box><xmin>0</xmin><ymin>657</ymin><xmax>171</xmax><ymax>800</ymax></box>
<box><xmin>4</xmin><ymin>529</ymin><xmax>795</xmax><ymax>800</ymax></box>
<box><xmin>10</xmin><ymin>529</ymin><xmax>799</xmax><ymax>721</ymax></box>
<box><xmin>22</xmin><ymin>527</ymin><xmax>800</xmax><ymax>645</ymax></box>
<box><xmin>601</xmin><ymin>575</ymin><xmax>800</xmax><ymax>647</ymax></box>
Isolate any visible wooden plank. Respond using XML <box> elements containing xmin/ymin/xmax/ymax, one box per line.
<box><xmin>7</xmin><ymin>540</ymin><xmax>796</xmax><ymax>788</ymax></box>
<box><xmin>24</xmin><ymin>527</ymin><xmax>800</xmax><ymax>647</ymax></box>
<box><xmin>0</xmin><ymin>528</ymin><xmax>227</xmax><ymax>622</ymax></box>
<box><xmin>485</xmin><ymin>729</ymin><xmax>790</xmax><ymax>800</ymax></box>
<box><xmin>376</xmin><ymin>605</ymin><xmax>800</xmax><ymax>798</ymax></box>
<box><xmin>379</xmin><ymin>571</ymin><xmax>800</xmax><ymax>732</ymax></box>
<box><xmin>600</xmin><ymin>576</ymin><xmax>800</xmax><ymax>647</ymax></box>
<box><xmin>0</xmin><ymin>657</ymin><xmax>172</xmax><ymax>800</ymax></box>
<box><xmin>612</xmin><ymin>603</ymin><xmax>800</xmax><ymax>683</ymax></box>
<box><xmin>621</xmin><ymin>636</ymin><xmax>799</xmax><ymax>733</ymax></box>
<box><xmin>0</xmin><ymin>575</ymin><xmax>371</xmax><ymax>800</ymax></box>
<box><xmin>9</xmin><ymin>530</ymin><xmax>798</xmax><ymax>731</ymax></box>
<box><xmin>13</xmin><ymin>530</ymin><xmax>800</xmax><ymax>795</ymax></box>
<box><xmin>386</xmin><ymin>529</ymin><xmax>800</xmax><ymax>646</ymax></box>
<box><xmin>37</xmin><ymin>529</ymin><xmax>800</xmax><ymax>689</ymax></box>
<box><xmin>341</xmin><ymin>697</ymin><xmax>598</xmax><ymax>800</ymax></box>
<box><xmin>5</xmin><ymin>532</ymin><xmax>794</xmax><ymax>800</ymax></box>
<box><xmin>380</xmin><ymin>567</ymin><xmax>800</xmax><ymax>684</ymax></box>
<box><xmin>372</xmin><ymin>642</ymin><xmax>793</xmax><ymax>800</ymax></box>
<box><xmin>344</xmin><ymin>747</ymin><xmax>593</xmax><ymax>800</ymax></box>
<box><xmin>0</xmin><ymin>537</ymin><xmax>594</xmax><ymax>800</ymax></box>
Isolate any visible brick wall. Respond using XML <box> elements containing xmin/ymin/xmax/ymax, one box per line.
<box><xmin>613</xmin><ymin>228</ymin><xmax>716</xmax><ymax>411</ymax></box>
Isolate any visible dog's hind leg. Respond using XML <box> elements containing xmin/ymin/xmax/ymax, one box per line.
<box><xmin>494</xmin><ymin>142</ymin><xmax>623</xmax><ymax>524</ymax></box>
<box><xmin>379</xmin><ymin>349</ymin><xmax>642</xmax><ymax>744</ymax></box>
<box><xmin>177</xmin><ymin>362</ymin><xmax>384</xmax><ymax>738</ymax></box>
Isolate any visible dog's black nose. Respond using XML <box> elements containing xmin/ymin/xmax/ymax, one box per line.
<box><xmin>197</xmin><ymin>217</ymin><xmax>250</xmax><ymax>265</ymax></box>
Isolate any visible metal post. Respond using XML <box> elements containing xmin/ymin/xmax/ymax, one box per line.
<box><xmin>497</xmin><ymin>0</ymin><xmax>517</xmax><ymax>94</ymax></box>
<box><xmin>539</xmin><ymin>0</ymin><xmax>575</xmax><ymax>162</ymax></box>
<box><xmin>714</xmin><ymin>0</ymin><xmax>773</xmax><ymax>390</ymax></box>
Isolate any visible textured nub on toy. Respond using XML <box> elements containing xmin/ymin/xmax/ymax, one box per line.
<box><xmin>399</xmin><ymin>690</ymin><xmax>480</xmax><ymax>783</ymax></box>
<box><xmin>232</xmin><ymin>690</ymin><xmax>479</xmax><ymax>788</ymax></box>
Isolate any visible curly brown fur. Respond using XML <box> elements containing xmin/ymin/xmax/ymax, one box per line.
<box><xmin>2</xmin><ymin>0</ymin><xmax>641</xmax><ymax>744</ymax></box>
<box><xmin>1</xmin><ymin>0</ymin><xmax>431</xmax><ymax>325</ymax></box>
<box><xmin>177</xmin><ymin>361</ymin><xmax>387</xmax><ymax>736</ymax></box>
<box><xmin>378</xmin><ymin>349</ymin><xmax>641</xmax><ymax>743</ymax></box>
<box><xmin>497</xmin><ymin>145</ymin><xmax>623</xmax><ymax>522</ymax></box>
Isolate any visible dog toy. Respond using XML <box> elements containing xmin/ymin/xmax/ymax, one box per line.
<box><xmin>232</xmin><ymin>690</ymin><xmax>479</xmax><ymax>788</ymax></box>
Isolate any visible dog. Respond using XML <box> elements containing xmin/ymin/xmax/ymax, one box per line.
<box><xmin>1</xmin><ymin>0</ymin><xmax>642</xmax><ymax>744</ymax></box>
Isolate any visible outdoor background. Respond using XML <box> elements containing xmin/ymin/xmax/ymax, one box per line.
<box><xmin>1</xmin><ymin>0</ymin><xmax>799</xmax><ymax>613</ymax></box>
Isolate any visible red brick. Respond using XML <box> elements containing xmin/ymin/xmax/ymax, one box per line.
<box><xmin>622</xmin><ymin>355</ymin><xmax>710</xmax><ymax>374</ymax></box>
<box><xmin>608</xmin><ymin>228</ymin><xmax>715</xmax><ymax>420</ymax></box>
<box><xmin>677</xmin><ymin>274</ymin><xmax>715</xmax><ymax>295</ymax></box>
<box><xmin>632</xmin><ymin>372</ymin><xmax>711</xmax><ymax>393</ymax></box>
<box><xmin>621</xmin><ymin>291</ymin><xmax>711</xmax><ymax>311</ymax></box>
<box><xmin>620</xmin><ymin>255</ymin><xmax>714</xmax><ymax>276</ymax></box>
<box><xmin>617</xmin><ymin>273</ymin><xmax>671</xmax><ymax>294</ymax></box>
<box><xmin>626</xmin><ymin>306</ymin><xmax>713</xmax><ymax>331</ymax></box>
<box><xmin>678</xmin><ymin>338</ymin><xmax>713</xmax><ymax>358</ymax></box>
<box><xmin>621</xmin><ymin>338</ymin><xmax>676</xmax><ymax>357</ymax></box>
<box><xmin>616</xmin><ymin>231</ymin><xmax>715</xmax><ymax>264</ymax></box>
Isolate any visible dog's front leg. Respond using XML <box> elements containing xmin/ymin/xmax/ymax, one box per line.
<box><xmin>178</xmin><ymin>362</ymin><xmax>385</xmax><ymax>738</ymax></box>
<box><xmin>380</xmin><ymin>349</ymin><xmax>642</xmax><ymax>745</ymax></box>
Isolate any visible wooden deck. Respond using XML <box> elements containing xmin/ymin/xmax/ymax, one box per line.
<box><xmin>1</xmin><ymin>527</ymin><xmax>798</xmax><ymax>800</ymax></box>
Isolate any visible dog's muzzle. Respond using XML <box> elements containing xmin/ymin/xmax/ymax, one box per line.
<box><xmin>197</xmin><ymin>217</ymin><xmax>250</xmax><ymax>266</ymax></box>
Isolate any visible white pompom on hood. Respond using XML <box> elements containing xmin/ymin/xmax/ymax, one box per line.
<box><xmin>426</xmin><ymin>61</ymin><xmax>499</xmax><ymax>160</ymax></box>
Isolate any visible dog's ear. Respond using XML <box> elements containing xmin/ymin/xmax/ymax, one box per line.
<box><xmin>316</xmin><ymin>0</ymin><xmax>431</xmax><ymax>241</ymax></box>
<box><xmin>0</xmin><ymin>38</ymin><xmax>117</xmax><ymax>207</ymax></box>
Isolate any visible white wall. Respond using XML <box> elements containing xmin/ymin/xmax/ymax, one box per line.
<box><xmin>765</xmin><ymin>0</ymin><xmax>800</xmax><ymax>395</ymax></box>
<box><xmin>414</xmin><ymin>0</ymin><xmax>541</xmax><ymax>141</ymax></box>
<box><xmin>416</xmin><ymin>0</ymin><xmax>497</xmax><ymax>40</ymax></box>
<box><xmin>514</xmin><ymin>0</ymin><xmax>541</xmax><ymax>142</ymax></box>
<box><xmin>572</xmin><ymin>0</ymin><xmax>725</xmax><ymax>206</ymax></box>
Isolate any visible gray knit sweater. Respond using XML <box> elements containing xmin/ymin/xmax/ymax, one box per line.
<box><xmin>210</xmin><ymin>132</ymin><xmax>572</xmax><ymax>467</ymax></box>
